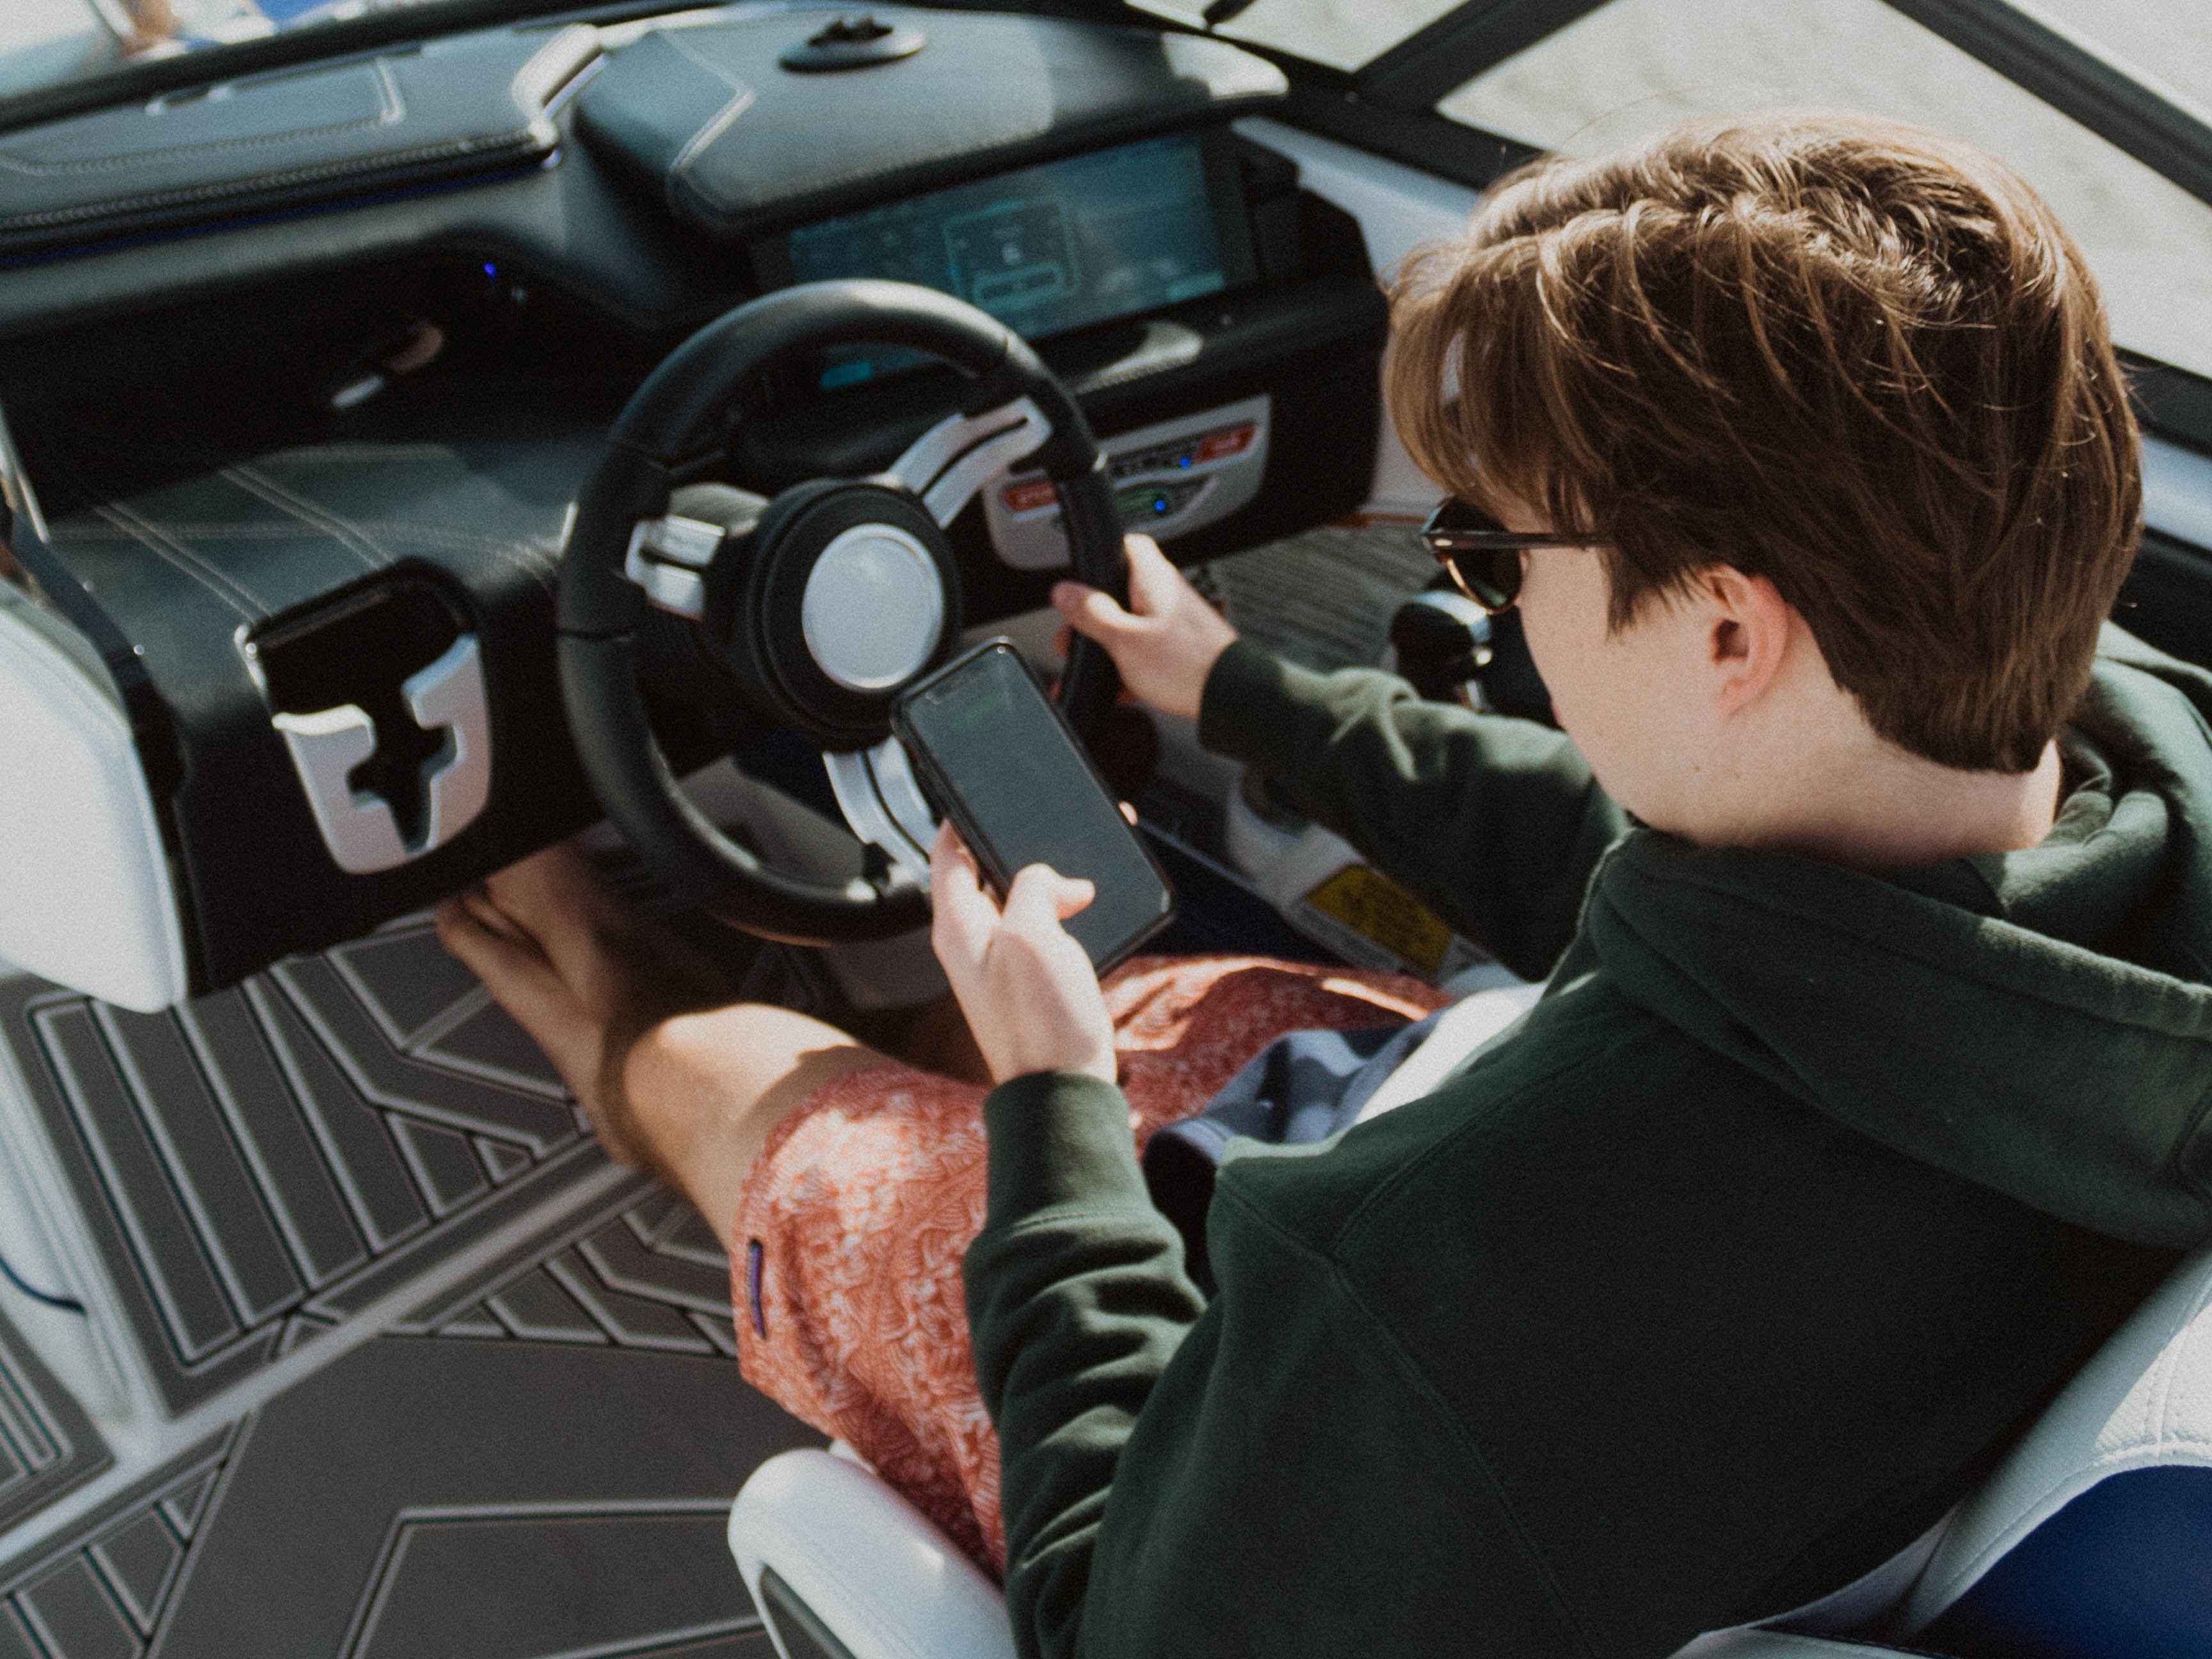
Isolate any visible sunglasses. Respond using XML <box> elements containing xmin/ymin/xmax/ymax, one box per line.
<box><xmin>1419</xmin><ymin>498</ymin><xmax>1604</xmax><ymax>613</ymax></box>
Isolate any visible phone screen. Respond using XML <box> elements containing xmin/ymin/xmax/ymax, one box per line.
<box><xmin>897</xmin><ymin>643</ymin><xmax>1173</xmax><ymax>968</ymax></box>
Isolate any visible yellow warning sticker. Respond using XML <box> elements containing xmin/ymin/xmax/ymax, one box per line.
<box><xmin>1301</xmin><ymin>866</ymin><xmax>1455</xmax><ymax>978</ymax></box>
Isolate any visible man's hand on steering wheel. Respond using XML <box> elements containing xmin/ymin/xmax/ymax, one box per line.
<box><xmin>1054</xmin><ymin>534</ymin><xmax>1238</xmax><ymax>722</ymax></box>
<box><xmin>929</xmin><ymin>823</ymin><xmax>1118</xmax><ymax>1087</ymax></box>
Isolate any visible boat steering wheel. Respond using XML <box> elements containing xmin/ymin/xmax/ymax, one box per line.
<box><xmin>557</xmin><ymin>279</ymin><xmax>1128</xmax><ymax>943</ymax></box>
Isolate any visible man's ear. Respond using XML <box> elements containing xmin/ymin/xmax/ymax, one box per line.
<box><xmin>1701</xmin><ymin>566</ymin><xmax>1794</xmax><ymax>716</ymax></box>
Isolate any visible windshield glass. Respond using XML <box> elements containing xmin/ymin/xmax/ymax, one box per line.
<box><xmin>0</xmin><ymin>0</ymin><xmax>535</xmax><ymax>109</ymax></box>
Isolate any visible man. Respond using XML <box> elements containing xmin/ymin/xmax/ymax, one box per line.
<box><xmin>442</xmin><ymin>113</ymin><xmax>2212</xmax><ymax>1653</ymax></box>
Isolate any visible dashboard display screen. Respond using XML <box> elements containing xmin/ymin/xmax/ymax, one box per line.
<box><xmin>769</xmin><ymin>132</ymin><xmax>1255</xmax><ymax>387</ymax></box>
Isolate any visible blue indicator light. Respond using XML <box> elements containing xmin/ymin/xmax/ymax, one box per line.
<box><xmin>1178</xmin><ymin>454</ymin><xmax>1192</xmax><ymax>468</ymax></box>
<box><xmin>483</xmin><ymin>262</ymin><xmax>497</xmax><ymax>278</ymax></box>
<box><xmin>1152</xmin><ymin>497</ymin><xmax>1170</xmax><ymax>515</ymax></box>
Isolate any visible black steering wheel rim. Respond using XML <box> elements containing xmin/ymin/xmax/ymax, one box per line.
<box><xmin>557</xmin><ymin>278</ymin><xmax>1128</xmax><ymax>945</ymax></box>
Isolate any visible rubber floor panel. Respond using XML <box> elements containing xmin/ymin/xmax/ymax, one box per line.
<box><xmin>0</xmin><ymin>1177</ymin><xmax>817</xmax><ymax>1658</ymax></box>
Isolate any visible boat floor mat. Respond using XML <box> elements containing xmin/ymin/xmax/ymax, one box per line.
<box><xmin>0</xmin><ymin>909</ymin><xmax>840</xmax><ymax>1653</ymax></box>
<box><xmin>0</xmin><ymin>1171</ymin><xmax>816</xmax><ymax>1656</ymax></box>
<box><xmin>0</xmin><ymin>1306</ymin><xmax>109</xmax><ymax>1544</ymax></box>
<box><xmin>0</xmin><ymin>915</ymin><xmax>828</xmax><ymax>1420</ymax></box>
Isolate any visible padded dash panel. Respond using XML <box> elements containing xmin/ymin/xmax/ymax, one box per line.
<box><xmin>0</xmin><ymin>26</ymin><xmax>598</xmax><ymax>259</ymax></box>
<box><xmin>577</xmin><ymin>6</ymin><xmax>1285</xmax><ymax>240</ymax></box>
<box><xmin>31</xmin><ymin>427</ymin><xmax>600</xmax><ymax>993</ymax></box>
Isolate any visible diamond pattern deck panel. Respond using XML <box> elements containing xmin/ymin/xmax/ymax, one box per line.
<box><xmin>0</xmin><ymin>869</ymin><xmax>870</xmax><ymax>1653</ymax></box>
<box><xmin>0</xmin><ymin>921</ymin><xmax>602</xmax><ymax>1418</ymax></box>
<box><xmin>0</xmin><ymin>1436</ymin><xmax>230</xmax><ymax>1659</ymax></box>
<box><xmin>0</xmin><ymin>1300</ymin><xmax>111</xmax><ymax>1541</ymax></box>
<box><xmin>0</xmin><ymin>1319</ymin><xmax>803</xmax><ymax>1656</ymax></box>
<box><xmin>392</xmin><ymin>1183</ymin><xmax>739</xmax><ymax>1359</ymax></box>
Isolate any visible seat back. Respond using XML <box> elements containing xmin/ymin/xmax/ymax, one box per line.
<box><xmin>1684</xmin><ymin>1244</ymin><xmax>2212</xmax><ymax>1659</ymax></box>
<box><xmin>1888</xmin><ymin>1242</ymin><xmax>2212</xmax><ymax>1657</ymax></box>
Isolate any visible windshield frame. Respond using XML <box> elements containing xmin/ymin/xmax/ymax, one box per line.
<box><xmin>12</xmin><ymin>0</ymin><xmax>2209</xmax><ymax>231</ymax></box>
<box><xmin>1111</xmin><ymin>0</ymin><xmax>2212</xmax><ymax>217</ymax></box>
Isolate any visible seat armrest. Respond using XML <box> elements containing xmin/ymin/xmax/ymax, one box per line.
<box><xmin>729</xmin><ymin>1448</ymin><xmax>1014</xmax><ymax>1659</ymax></box>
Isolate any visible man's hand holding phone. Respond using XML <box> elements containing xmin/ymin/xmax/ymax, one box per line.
<box><xmin>918</xmin><ymin>529</ymin><xmax>1234</xmax><ymax>1085</ymax></box>
<box><xmin>1054</xmin><ymin>534</ymin><xmax>1238</xmax><ymax>721</ymax></box>
<box><xmin>930</xmin><ymin>823</ymin><xmax>1117</xmax><ymax>1086</ymax></box>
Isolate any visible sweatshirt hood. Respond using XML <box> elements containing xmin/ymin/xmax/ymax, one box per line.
<box><xmin>1583</xmin><ymin>632</ymin><xmax>2212</xmax><ymax>1248</ymax></box>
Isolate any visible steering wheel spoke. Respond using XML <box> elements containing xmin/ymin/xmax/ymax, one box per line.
<box><xmin>824</xmin><ymin>737</ymin><xmax>937</xmax><ymax>886</ymax></box>
<box><xmin>886</xmin><ymin>395</ymin><xmax>1050</xmax><ymax>527</ymax></box>
<box><xmin>623</xmin><ymin>514</ymin><xmax>725</xmax><ymax>620</ymax></box>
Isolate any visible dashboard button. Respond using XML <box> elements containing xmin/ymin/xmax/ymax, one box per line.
<box><xmin>1114</xmin><ymin>479</ymin><xmax>1206</xmax><ymax>526</ymax></box>
<box><xmin>1000</xmin><ymin>479</ymin><xmax>1059</xmax><ymax>513</ymax></box>
<box><xmin>1196</xmin><ymin>423</ymin><xmax>1257</xmax><ymax>463</ymax></box>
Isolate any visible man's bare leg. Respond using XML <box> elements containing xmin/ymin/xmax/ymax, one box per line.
<box><xmin>435</xmin><ymin>845</ymin><xmax>890</xmax><ymax>1251</ymax></box>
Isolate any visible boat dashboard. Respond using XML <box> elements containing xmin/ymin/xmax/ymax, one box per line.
<box><xmin>0</xmin><ymin>3</ymin><xmax>1392</xmax><ymax>998</ymax></box>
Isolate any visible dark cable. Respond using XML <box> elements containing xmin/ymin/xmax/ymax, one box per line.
<box><xmin>0</xmin><ymin>1251</ymin><xmax>83</xmax><ymax>1314</ymax></box>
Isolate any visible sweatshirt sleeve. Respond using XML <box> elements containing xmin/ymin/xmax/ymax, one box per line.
<box><xmin>962</xmin><ymin>1071</ymin><xmax>1207</xmax><ymax>1650</ymax></box>
<box><xmin>965</xmin><ymin>1088</ymin><xmax>1583</xmax><ymax>1658</ymax></box>
<box><xmin>1197</xmin><ymin>639</ymin><xmax>1628</xmax><ymax>982</ymax></box>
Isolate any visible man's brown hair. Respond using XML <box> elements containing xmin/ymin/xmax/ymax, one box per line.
<box><xmin>1388</xmin><ymin>112</ymin><xmax>2142</xmax><ymax>773</ymax></box>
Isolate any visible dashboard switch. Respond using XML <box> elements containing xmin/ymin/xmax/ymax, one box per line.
<box><xmin>1000</xmin><ymin>479</ymin><xmax>1059</xmax><ymax>515</ymax></box>
<box><xmin>984</xmin><ymin>393</ymin><xmax>1270</xmax><ymax>570</ymax></box>
<box><xmin>1197</xmin><ymin>423</ymin><xmax>1257</xmax><ymax>462</ymax></box>
<box><xmin>1115</xmin><ymin>479</ymin><xmax>1206</xmax><ymax>526</ymax></box>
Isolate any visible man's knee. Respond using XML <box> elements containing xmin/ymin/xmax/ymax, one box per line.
<box><xmin>614</xmin><ymin>1003</ymin><xmax>891</xmax><ymax>1249</ymax></box>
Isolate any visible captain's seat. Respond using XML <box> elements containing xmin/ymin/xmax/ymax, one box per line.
<box><xmin>726</xmin><ymin>1241</ymin><xmax>2212</xmax><ymax>1658</ymax></box>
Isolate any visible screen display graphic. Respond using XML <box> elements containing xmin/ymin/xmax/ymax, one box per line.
<box><xmin>780</xmin><ymin>134</ymin><xmax>1251</xmax><ymax>386</ymax></box>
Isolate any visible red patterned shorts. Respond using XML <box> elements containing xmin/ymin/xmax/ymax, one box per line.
<box><xmin>730</xmin><ymin>954</ymin><xmax>1448</xmax><ymax>1575</ymax></box>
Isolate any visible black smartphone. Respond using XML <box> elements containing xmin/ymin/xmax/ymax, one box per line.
<box><xmin>894</xmin><ymin>639</ymin><xmax>1175</xmax><ymax>971</ymax></box>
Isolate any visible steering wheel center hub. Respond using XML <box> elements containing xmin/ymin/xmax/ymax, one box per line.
<box><xmin>801</xmin><ymin>522</ymin><xmax>946</xmax><ymax>692</ymax></box>
<box><xmin>717</xmin><ymin>477</ymin><xmax>963</xmax><ymax>749</ymax></box>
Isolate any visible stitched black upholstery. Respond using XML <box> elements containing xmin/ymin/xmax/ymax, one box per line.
<box><xmin>0</xmin><ymin>28</ymin><xmax>597</xmax><ymax>258</ymax></box>
<box><xmin>575</xmin><ymin>6</ymin><xmax>1285</xmax><ymax>244</ymax></box>
<box><xmin>28</xmin><ymin>428</ymin><xmax>600</xmax><ymax>990</ymax></box>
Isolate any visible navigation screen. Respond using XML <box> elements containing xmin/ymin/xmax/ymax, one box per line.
<box><xmin>774</xmin><ymin>133</ymin><xmax>1254</xmax><ymax>387</ymax></box>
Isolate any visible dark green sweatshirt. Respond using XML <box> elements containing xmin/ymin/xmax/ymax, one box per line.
<box><xmin>963</xmin><ymin>627</ymin><xmax>2212</xmax><ymax>1658</ymax></box>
